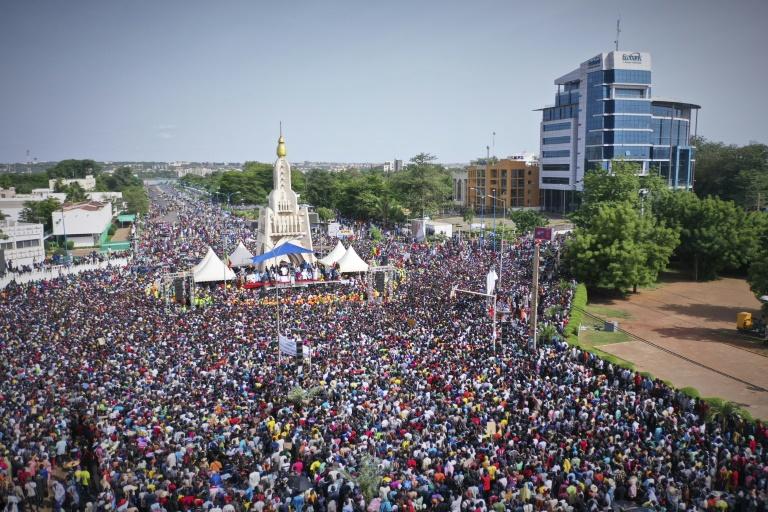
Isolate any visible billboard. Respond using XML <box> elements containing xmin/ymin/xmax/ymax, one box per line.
<box><xmin>534</xmin><ymin>227</ymin><xmax>553</xmax><ymax>241</ymax></box>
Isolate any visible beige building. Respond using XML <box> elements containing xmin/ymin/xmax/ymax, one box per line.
<box><xmin>466</xmin><ymin>157</ymin><xmax>540</xmax><ymax>212</ymax></box>
<box><xmin>48</xmin><ymin>174</ymin><xmax>96</xmax><ymax>191</ymax></box>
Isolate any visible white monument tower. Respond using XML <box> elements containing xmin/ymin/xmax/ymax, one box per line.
<box><xmin>255</xmin><ymin>128</ymin><xmax>314</xmax><ymax>263</ymax></box>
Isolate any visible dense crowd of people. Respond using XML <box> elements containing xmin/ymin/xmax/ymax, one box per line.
<box><xmin>1</xmin><ymin>186</ymin><xmax>767</xmax><ymax>512</ymax></box>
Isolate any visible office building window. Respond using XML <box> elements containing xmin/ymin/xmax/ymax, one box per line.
<box><xmin>585</xmin><ymin>147</ymin><xmax>603</xmax><ymax>160</ymax></box>
<box><xmin>605</xmin><ymin>69</ymin><xmax>651</xmax><ymax>84</ymax></box>
<box><xmin>543</xmin><ymin>122</ymin><xmax>571</xmax><ymax>132</ymax></box>
<box><xmin>542</xmin><ymin>150</ymin><xmax>570</xmax><ymax>158</ymax></box>
<box><xmin>614</xmin><ymin>88</ymin><xmax>645</xmax><ymax>98</ymax></box>
<box><xmin>604</xmin><ymin>146</ymin><xmax>650</xmax><ymax>159</ymax></box>
<box><xmin>605</xmin><ymin>100</ymin><xmax>651</xmax><ymax>114</ymax></box>
<box><xmin>603</xmin><ymin>131</ymin><xmax>652</xmax><ymax>145</ymax></box>
<box><xmin>542</xmin><ymin>177</ymin><xmax>570</xmax><ymax>185</ymax></box>
<box><xmin>543</xmin><ymin>136</ymin><xmax>571</xmax><ymax>145</ymax></box>
<box><xmin>542</xmin><ymin>164</ymin><xmax>570</xmax><ymax>171</ymax></box>
<box><xmin>586</xmin><ymin>132</ymin><xmax>603</xmax><ymax>146</ymax></box>
<box><xmin>605</xmin><ymin>115</ymin><xmax>652</xmax><ymax>129</ymax></box>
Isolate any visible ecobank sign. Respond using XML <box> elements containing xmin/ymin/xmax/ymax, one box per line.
<box><xmin>622</xmin><ymin>52</ymin><xmax>642</xmax><ymax>63</ymax></box>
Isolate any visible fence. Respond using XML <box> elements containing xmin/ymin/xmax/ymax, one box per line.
<box><xmin>0</xmin><ymin>258</ymin><xmax>129</xmax><ymax>290</ymax></box>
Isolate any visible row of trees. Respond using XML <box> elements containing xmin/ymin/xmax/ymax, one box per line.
<box><xmin>692</xmin><ymin>137</ymin><xmax>768</xmax><ymax>210</ymax></box>
<box><xmin>181</xmin><ymin>153</ymin><xmax>453</xmax><ymax>226</ymax></box>
<box><xmin>565</xmin><ymin>160</ymin><xmax>767</xmax><ymax>293</ymax></box>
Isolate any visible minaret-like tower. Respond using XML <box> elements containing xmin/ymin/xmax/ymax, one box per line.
<box><xmin>255</xmin><ymin>127</ymin><xmax>314</xmax><ymax>264</ymax></box>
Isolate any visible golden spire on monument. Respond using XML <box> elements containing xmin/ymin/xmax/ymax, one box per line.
<box><xmin>276</xmin><ymin>122</ymin><xmax>287</xmax><ymax>158</ymax></box>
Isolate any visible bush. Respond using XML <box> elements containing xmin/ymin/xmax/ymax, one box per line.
<box><xmin>66</xmin><ymin>240</ymin><xmax>75</xmax><ymax>250</ymax></box>
<box><xmin>108</xmin><ymin>224</ymin><xmax>116</xmax><ymax>236</ymax></box>
<box><xmin>45</xmin><ymin>241</ymin><xmax>59</xmax><ymax>252</ymax></box>
<box><xmin>370</xmin><ymin>226</ymin><xmax>383</xmax><ymax>242</ymax></box>
<box><xmin>680</xmin><ymin>386</ymin><xmax>701</xmax><ymax>398</ymax></box>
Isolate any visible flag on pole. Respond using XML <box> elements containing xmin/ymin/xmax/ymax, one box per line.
<box><xmin>486</xmin><ymin>269</ymin><xmax>498</xmax><ymax>296</ymax></box>
<box><xmin>279</xmin><ymin>334</ymin><xmax>297</xmax><ymax>356</ymax></box>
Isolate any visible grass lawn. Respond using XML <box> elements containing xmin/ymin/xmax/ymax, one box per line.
<box><xmin>582</xmin><ymin>328</ymin><xmax>631</xmax><ymax>346</ymax></box>
<box><xmin>585</xmin><ymin>304</ymin><xmax>632</xmax><ymax>320</ymax></box>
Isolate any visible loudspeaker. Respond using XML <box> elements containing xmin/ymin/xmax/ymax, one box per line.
<box><xmin>173</xmin><ymin>278</ymin><xmax>185</xmax><ymax>304</ymax></box>
<box><xmin>375</xmin><ymin>272</ymin><xmax>386</xmax><ymax>294</ymax></box>
<box><xmin>0</xmin><ymin>249</ymin><xmax>6</xmax><ymax>275</ymax></box>
<box><xmin>295</xmin><ymin>338</ymin><xmax>304</xmax><ymax>363</ymax></box>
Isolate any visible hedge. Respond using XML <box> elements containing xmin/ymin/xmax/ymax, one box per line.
<box><xmin>566</xmin><ymin>283</ymin><xmax>588</xmax><ymax>341</ymax></box>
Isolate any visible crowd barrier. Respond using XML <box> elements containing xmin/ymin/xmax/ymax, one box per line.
<box><xmin>0</xmin><ymin>258</ymin><xmax>129</xmax><ymax>290</ymax></box>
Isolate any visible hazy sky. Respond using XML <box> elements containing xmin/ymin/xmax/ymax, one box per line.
<box><xmin>1</xmin><ymin>0</ymin><xmax>766</xmax><ymax>164</ymax></box>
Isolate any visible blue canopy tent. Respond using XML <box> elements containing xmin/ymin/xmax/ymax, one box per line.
<box><xmin>251</xmin><ymin>242</ymin><xmax>314</xmax><ymax>265</ymax></box>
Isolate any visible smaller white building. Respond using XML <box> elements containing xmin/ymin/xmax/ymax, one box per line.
<box><xmin>411</xmin><ymin>218</ymin><xmax>453</xmax><ymax>241</ymax></box>
<box><xmin>0</xmin><ymin>190</ymin><xmax>66</xmax><ymax>222</ymax></box>
<box><xmin>0</xmin><ymin>220</ymin><xmax>45</xmax><ymax>267</ymax></box>
<box><xmin>52</xmin><ymin>201</ymin><xmax>113</xmax><ymax>248</ymax></box>
<box><xmin>48</xmin><ymin>174</ymin><xmax>97</xmax><ymax>191</ymax></box>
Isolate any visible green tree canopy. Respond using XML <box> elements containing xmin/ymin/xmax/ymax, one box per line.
<box><xmin>46</xmin><ymin>159</ymin><xmax>101</xmax><ymax>180</ymax></box>
<box><xmin>122</xmin><ymin>186</ymin><xmax>149</xmax><ymax>214</ymax></box>
<box><xmin>97</xmin><ymin>167</ymin><xmax>142</xmax><ymax>192</ymax></box>
<box><xmin>20</xmin><ymin>197</ymin><xmax>62</xmax><ymax>232</ymax></box>
<box><xmin>654</xmin><ymin>192</ymin><xmax>757</xmax><ymax>280</ymax></box>
<box><xmin>389</xmin><ymin>153</ymin><xmax>451</xmax><ymax>217</ymax></box>
<box><xmin>566</xmin><ymin>201</ymin><xmax>679</xmax><ymax>292</ymax></box>
<box><xmin>692</xmin><ymin>136</ymin><xmax>768</xmax><ymax>208</ymax></box>
<box><xmin>507</xmin><ymin>210</ymin><xmax>547</xmax><ymax>234</ymax></box>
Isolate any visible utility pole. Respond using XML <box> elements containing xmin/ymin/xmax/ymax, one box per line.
<box><xmin>530</xmin><ymin>242</ymin><xmax>540</xmax><ymax>351</ymax></box>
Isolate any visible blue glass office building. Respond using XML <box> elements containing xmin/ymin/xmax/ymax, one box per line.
<box><xmin>537</xmin><ymin>51</ymin><xmax>701</xmax><ymax>211</ymax></box>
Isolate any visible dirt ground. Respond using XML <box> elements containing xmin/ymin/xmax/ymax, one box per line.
<box><xmin>111</xmin><ymin>226</ymin><xmax>131</xmax><ymax>241</ymax></box>
<box><xmin>589</xmin><ymin>276</ymin><xmax>768</xmax><ymax>420</ymax></box>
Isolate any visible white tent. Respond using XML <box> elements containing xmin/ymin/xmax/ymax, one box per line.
<box><xmin>318</xmin><ymin>240</ymin><xmax>346</xmax><ymax>267</ymax></box>
<box><xmin>192</xmin><ymin>247</ymin><xmax>236</xmax><ymax>283</ymax></box>
<box><xmin>336</xmin><ymin>246</ymin><xmax>369</xmax><ymax>273</ymax></box>
<box><xmin>227</xmin><ymin>241</ymin><xmax>254</xmax><ymax>267</ymax></box>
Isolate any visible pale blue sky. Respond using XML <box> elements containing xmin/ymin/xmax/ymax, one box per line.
<box><xmin>0</xmin><ymin>0</ymin><xmax>766</xmax><ymax>164</ymax></box>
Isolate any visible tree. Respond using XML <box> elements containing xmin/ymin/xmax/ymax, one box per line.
<box><xmin>655</xmin><ymin>192</ymin><xmax>756</xmax><ymax>280</ymax></box>
<box><xmin>123</xmin><ymin>186</ymin><xmax>149</xmax><ymax>214</ymax></box>
<box><xmin>63</xmin><ymin>182</ymin><xmax>88</xmax><ymax>203</ymax></box>
<box><xmin>46</xmin><ymin>159</ymin><xmax>101</xmax><ymax>180</ymax></box>
<box><xmin>19</xmin><ymin>198</ymin><xmax>62</xmax><ymax>232</ymax></box>
<box><xmin>96</xmin><ymin>166</ymin><xmax>141</xmax><ymax>192</ymax></box>
<box><xmin>747</xmin><ymin>213</ymin><xmax>768</xmax><ymax>301</ymax></box>
<box><xmin>507</xmin><ymin>210</ymin><xmax>547</xmax><ymax>234</ymax></box>
<box><xmin>692</xmin><ymin>137</ymin><xmax>768</xmax><ymax>206</ymax></box>
<box><xmin>390</xmin><ymin>153</ymin><xmax>451</xmax><ymax>217</ymax></box>
<box><xmin>462</xmin><ymin>208</ymin><xmax>474</xmax><ymax>224</ymax></box>
<box><xmin>316</xmin><ymin>207</ymin><xmax>334</xmax><ymax>222</ymax></box>
<box><xmin>565</xmin><ymin>201</ymin><xmax>679</xmax><ymax>292</ymax></box>
<box><xmin>573</xmin><ymin>160</ymin><xmax>666</xmax><ymax>226</ymax></box>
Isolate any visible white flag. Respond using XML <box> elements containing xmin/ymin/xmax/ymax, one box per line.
<box><xmin>486</xmin><ymin>269</ymin><xmax>498</xmax><ymax>296</ymax></box>
<box><xmin>302</xmin><ymin>345</ymin><xmax>311</xmax><ymax>358</ymax></box>
<box><xmin>278</xmin><ymin>334</ymin><xmax>297</xmax><ymax>356</ymax></box>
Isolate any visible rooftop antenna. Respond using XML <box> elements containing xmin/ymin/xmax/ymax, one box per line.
<box><xmin>279</xmin><ymin>121</ymin><xmax>282</xmax><ymax>137</ymax></box>
<box><xmin>492</xmin><ymin>131</ymin><xmax>496</xmax><ymax>158</ymax></box>
<box><xmin>614</xmin><ymin>17</ymin><xmax>621</xmax><ymax>51</ymax></box>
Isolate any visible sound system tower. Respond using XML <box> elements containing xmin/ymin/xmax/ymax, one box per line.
<box><xmin>375</xmin><ymin>272</ymin><xmax>386</xmax><ymax>294</ymax></box>
<box><xmin>0</xmin><ymin>249</ymin><xmax>6</xmax><ymax>275</ymax></box>
<box><xmin>173</xmin><ymin>278</ymin><xmax>186</xmax><ymax>305</ymax></box>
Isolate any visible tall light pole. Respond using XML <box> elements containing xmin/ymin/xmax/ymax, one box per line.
<box><xmin>488</xmin><ymin>193</ymin><xmax>507</xmax><ymax>268</ymax></box>
<box><xmin>491</xmin><ymin>188</ymin><xmax>497</xmax><ymax>251</ymax></box>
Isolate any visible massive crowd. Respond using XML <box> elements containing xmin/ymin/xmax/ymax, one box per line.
<box><xmin>1</xmin><ymin>186</ymin><xmax>766</xmax><ymax>512</ymax></box>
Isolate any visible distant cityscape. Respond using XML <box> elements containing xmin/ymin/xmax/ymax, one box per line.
<box><xmin>0</xmin><ymin>158</ymin><xmax>474</xmax><ymax>177</ymax></box>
